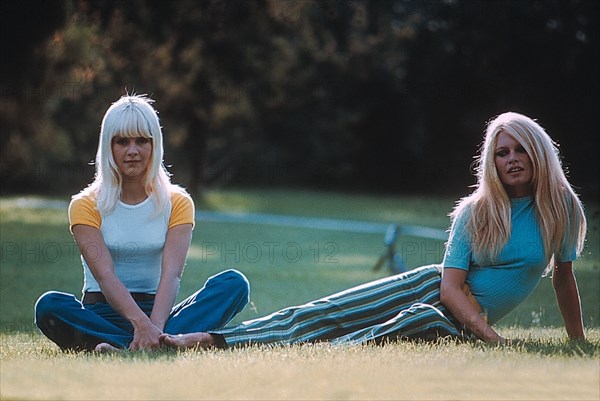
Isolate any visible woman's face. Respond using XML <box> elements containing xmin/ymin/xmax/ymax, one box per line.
<box><xmin>494</xmin><ymin>131</ymin><xmax>534</xmax><ymax>198</ymax></box>
<box><xmin>111</xmin><ymin>136</ymin><xmax>152</xmax><ymax>181</ymax></box>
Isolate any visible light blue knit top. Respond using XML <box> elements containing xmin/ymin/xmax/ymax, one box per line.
<box><xmin>442</xmin><ymin>196</ymin><xmax>577</xmax><ymax>324</ymax></box>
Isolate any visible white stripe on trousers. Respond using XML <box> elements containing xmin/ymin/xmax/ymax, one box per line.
<box><xmin>213</xmin><ymin>265</ymin><xmax>468</xmax><ymax>346</ymax></box>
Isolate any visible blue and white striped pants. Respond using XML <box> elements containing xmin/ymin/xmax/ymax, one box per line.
<box><xmin>214</xmin><ymin>265</ymin><xmax>470</xmax><ymax>346</ymax></box>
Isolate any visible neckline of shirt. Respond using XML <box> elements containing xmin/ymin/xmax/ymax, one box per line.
<box><xmin>118</xmin><ymin>196</ymin><xmax>151</xmax><ymax>209</ymax></box>
<box><xmin>510</xmin><ymin>195</ymin><xmax>533</xmax><ymax>203</ymax></box>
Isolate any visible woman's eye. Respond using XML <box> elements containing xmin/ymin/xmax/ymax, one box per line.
<box><xmin>137</xmin><ymin>138</ymin><xmax>150</xmax><ymax>144</ymax></box>
<box><xmin>115</xmin><ymin>138</ymin><xmax>128</xmax><ymax>145</ymax></box>
<box><xmin>496</xmin><ymin>150</ymin><xmax>508</xmax><ymax>157</ymax></box>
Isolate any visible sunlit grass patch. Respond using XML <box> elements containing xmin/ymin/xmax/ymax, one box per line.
<box><xmin>1</xmin><ymin>330</ymin><xmax>599</xmax><ymax>401</ymax></box>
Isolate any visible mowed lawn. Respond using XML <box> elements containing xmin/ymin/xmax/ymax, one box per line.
<box><xmin>1</xmin><ymin>189</ymin><xmax>599</xmax><ymax>400</ymax></box>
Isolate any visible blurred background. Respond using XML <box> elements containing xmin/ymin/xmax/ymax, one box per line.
<box><xmin>1</xmin><ymin>0</ymin><xmax>598</xmax><ymax>201</ymax></box>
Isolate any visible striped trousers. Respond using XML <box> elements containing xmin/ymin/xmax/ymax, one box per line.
<box><xmin>213</xmin><ymin>265</ymin><xmax>470</xmax><ymax>346</ymax></box>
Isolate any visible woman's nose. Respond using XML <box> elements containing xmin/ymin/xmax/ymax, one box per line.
<box><xmin>127</xmin><ymin>143</ymin><xmax>139</xmax><ymax>155</ymax></box>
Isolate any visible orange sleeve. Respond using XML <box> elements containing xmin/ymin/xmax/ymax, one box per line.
<box><xmin>68</xmin><ymin>195</ymin><xmax>102</xmax><ymax>231</ymax></box>
<box><xmin>169</xmin><ymin>192</ymin><xmax>195</xmax><ymax>229</ymax></box>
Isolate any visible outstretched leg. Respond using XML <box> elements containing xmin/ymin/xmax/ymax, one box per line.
<box><xmin>330</xmin><ymin>302</ymin><xmax>465</xmax><ymax>345</ymax></box>
<box><xmin>210</xmin><ymin>265</ymin><xmax>444</xmax><ymax>347</ymax></box>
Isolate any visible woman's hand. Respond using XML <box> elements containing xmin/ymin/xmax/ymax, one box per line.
<box><xmin>129</xmin><ymin>319</ymin><xmax>163</xmax><ymax>350</ymax></box>
<box><xmin>440</xmin><ymin>267</ymin><xmax>504</xmax><ymax>343</ymax></box>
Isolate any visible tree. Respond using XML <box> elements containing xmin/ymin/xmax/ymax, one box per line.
<box><xmin>1</xmin><ymin>0</ymin><xmax>68</xmax><ymax>192</ymax></box>
<box><xmin>2</xmin><ymin>0</ymin><xmax>597</xmax><ymax>199</ymax></box>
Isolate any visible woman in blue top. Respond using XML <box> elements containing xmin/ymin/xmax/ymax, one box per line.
<box><xmin>161</xmin><ymin>111</ymin><xmax>587</xmax><ymax>349</ymax></box>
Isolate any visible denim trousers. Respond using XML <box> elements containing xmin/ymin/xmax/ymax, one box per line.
<box><xmin>34</xmin><ymin>269</ymin><xmax>249</xmax><ymax>350</ymax></box>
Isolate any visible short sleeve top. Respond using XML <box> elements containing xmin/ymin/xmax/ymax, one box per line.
<box><xmin>68</xmin><ymin>192</ymin><xmax>195</xmax><ymax>294</ymax></box>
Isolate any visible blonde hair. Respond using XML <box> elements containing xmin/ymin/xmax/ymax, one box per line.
<box><xmin>76</xmin><ymin>94</ymin><xmax>186</xmax><ymax>214</ymax></box>
<box><xmin>451</xmin><ymin>112</ymin><xmax>586</xmax><ymax>267</ymax></box>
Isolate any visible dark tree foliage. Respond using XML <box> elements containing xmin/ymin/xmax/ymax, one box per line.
<box><xmin>1</xmin><ymin>0</ymin><xmax>597</xmax><ymax>199</ymax></box>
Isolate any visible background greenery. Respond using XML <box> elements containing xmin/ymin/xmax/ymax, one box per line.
<box><xmin>1</xmin><ymin>190</ymin><xmax>598</xmax><ymax>332</ymax></box>
<box><xmin>1</xmin><ymin>0</ymin><xmax>598</xmax><ymax>201</ymax></box>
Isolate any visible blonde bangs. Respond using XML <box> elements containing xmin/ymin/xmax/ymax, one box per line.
<box><xmin>105</xmin><ymin>104</ymin><xmax>157</xmax><ymax>141</ymax></box>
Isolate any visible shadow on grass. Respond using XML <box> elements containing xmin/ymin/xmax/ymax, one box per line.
<box><xmin>87</xmin><ymin>348</ymin><xmax>183</xmax><ymax>361</ymax></box>
<box><xmin>507</xmin><ymin>338</ymin><xmax>600</xmax><ymax>357</ymax></box>
<box><xmin>39</xmin><ymin>346</ymin><xmax>189</xmax><ymax>361</ymax></box>
<box><xmin>3</xmin><ymin>330</ymin><xmax>599</xmax><ymax>359</ymax></box>
<box><xmin>392</xmin><ymin>335</ymin><xmax>600</xmax><ymax>358</ymax></box>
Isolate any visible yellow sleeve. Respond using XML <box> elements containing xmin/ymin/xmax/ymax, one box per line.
<box><xmin>68</xmin><ymin>195</ymin><xmax>102</xmax><ymax>232</ymax></box>
<box><xmin>169</xmin><ymin>192</ymin><xmax>195</xmax><ymax>229</ymax></box>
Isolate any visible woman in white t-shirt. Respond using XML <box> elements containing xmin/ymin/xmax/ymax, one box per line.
<box><xmin>35</xmin><ymin>95</ymin><xmax>249</xmax><ymax>352</ymax></box>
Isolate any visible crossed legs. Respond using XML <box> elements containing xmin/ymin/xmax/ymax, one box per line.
<box><xmin>35</xmin><ymin>269</ymin><xmax>249</xmax><ymax>351</ymax></box>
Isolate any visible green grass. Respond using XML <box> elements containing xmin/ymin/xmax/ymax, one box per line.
<box><xmin>1</xmin><ymin>189</ymin><xmax>599</xmax><ymax>400</ymax></box>
<box><xmin>1</xmin><ymin>330</ymin><xmax>599</xmax><ymax>400</ymax></box>
<box><xmin>1</xmin><ymin>189</ymin><xmax>598</xmax><ymax>330</ymax></box>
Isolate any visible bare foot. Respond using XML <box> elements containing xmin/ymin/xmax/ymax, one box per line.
<box><xmin>159</xmin><ymin>333</ymin><xmax>225</xmax><ymax>349</ymax></box>
<box><xmin>94</xmin><ymin>342</ymin><xmax>121</xmax><ymax>353</ymax></box>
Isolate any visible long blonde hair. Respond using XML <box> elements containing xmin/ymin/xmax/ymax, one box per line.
<box><xmin>451</xmin><ymin>112</ymin><xmax>586</xmax><ymax>266</ymax></box>
<box><xmin>76</xmin><ymin>94</ymin><xmax>185</xmax><ymax>214</ymax></box>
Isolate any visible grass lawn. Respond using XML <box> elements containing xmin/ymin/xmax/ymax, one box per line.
<box><xmin>2</xmin><ymin>330</ymin><xmax>599</xmax><ymax>401</ymax></box>
<box><xmin>1</xmin><ymin>189</ymin><xmax>599</xmax><ymax>400</ymax></box>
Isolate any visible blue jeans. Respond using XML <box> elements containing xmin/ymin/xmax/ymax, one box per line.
<box><xmin>34</xmin><ymin>269</ymin><xmax>249</xmax><ymax>350</ymax></box>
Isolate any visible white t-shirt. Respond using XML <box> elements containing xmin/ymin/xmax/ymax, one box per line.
<box><xmin>68</xmin><ymin>192</ymin><xmax>194</xmax><ymax>294</ymax></box>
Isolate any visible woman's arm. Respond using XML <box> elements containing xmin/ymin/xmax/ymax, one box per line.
<box><xmin>150</xmin><ymin>224</ymin><xmax>193</xmax><ymax>331</ymax></box>
<box><xmin>440</xmin><ymin>268</ymin><xmax>505</xmax><ymax>343</ymax></box>
<box><xmin>552</xmin><ymin>261</ymin><xmax>585</xmax><ymax>340</ymax></box>
<box><xmin>72</xmin><ymin>224</ymin><xmax>162</xmax><ymax>350</ymax></box>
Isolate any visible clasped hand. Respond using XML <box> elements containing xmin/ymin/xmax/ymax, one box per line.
<box><xmin>129</xmin><ymin>320</ymin><xmax>164</xmax><ymax>350</ymax></box>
